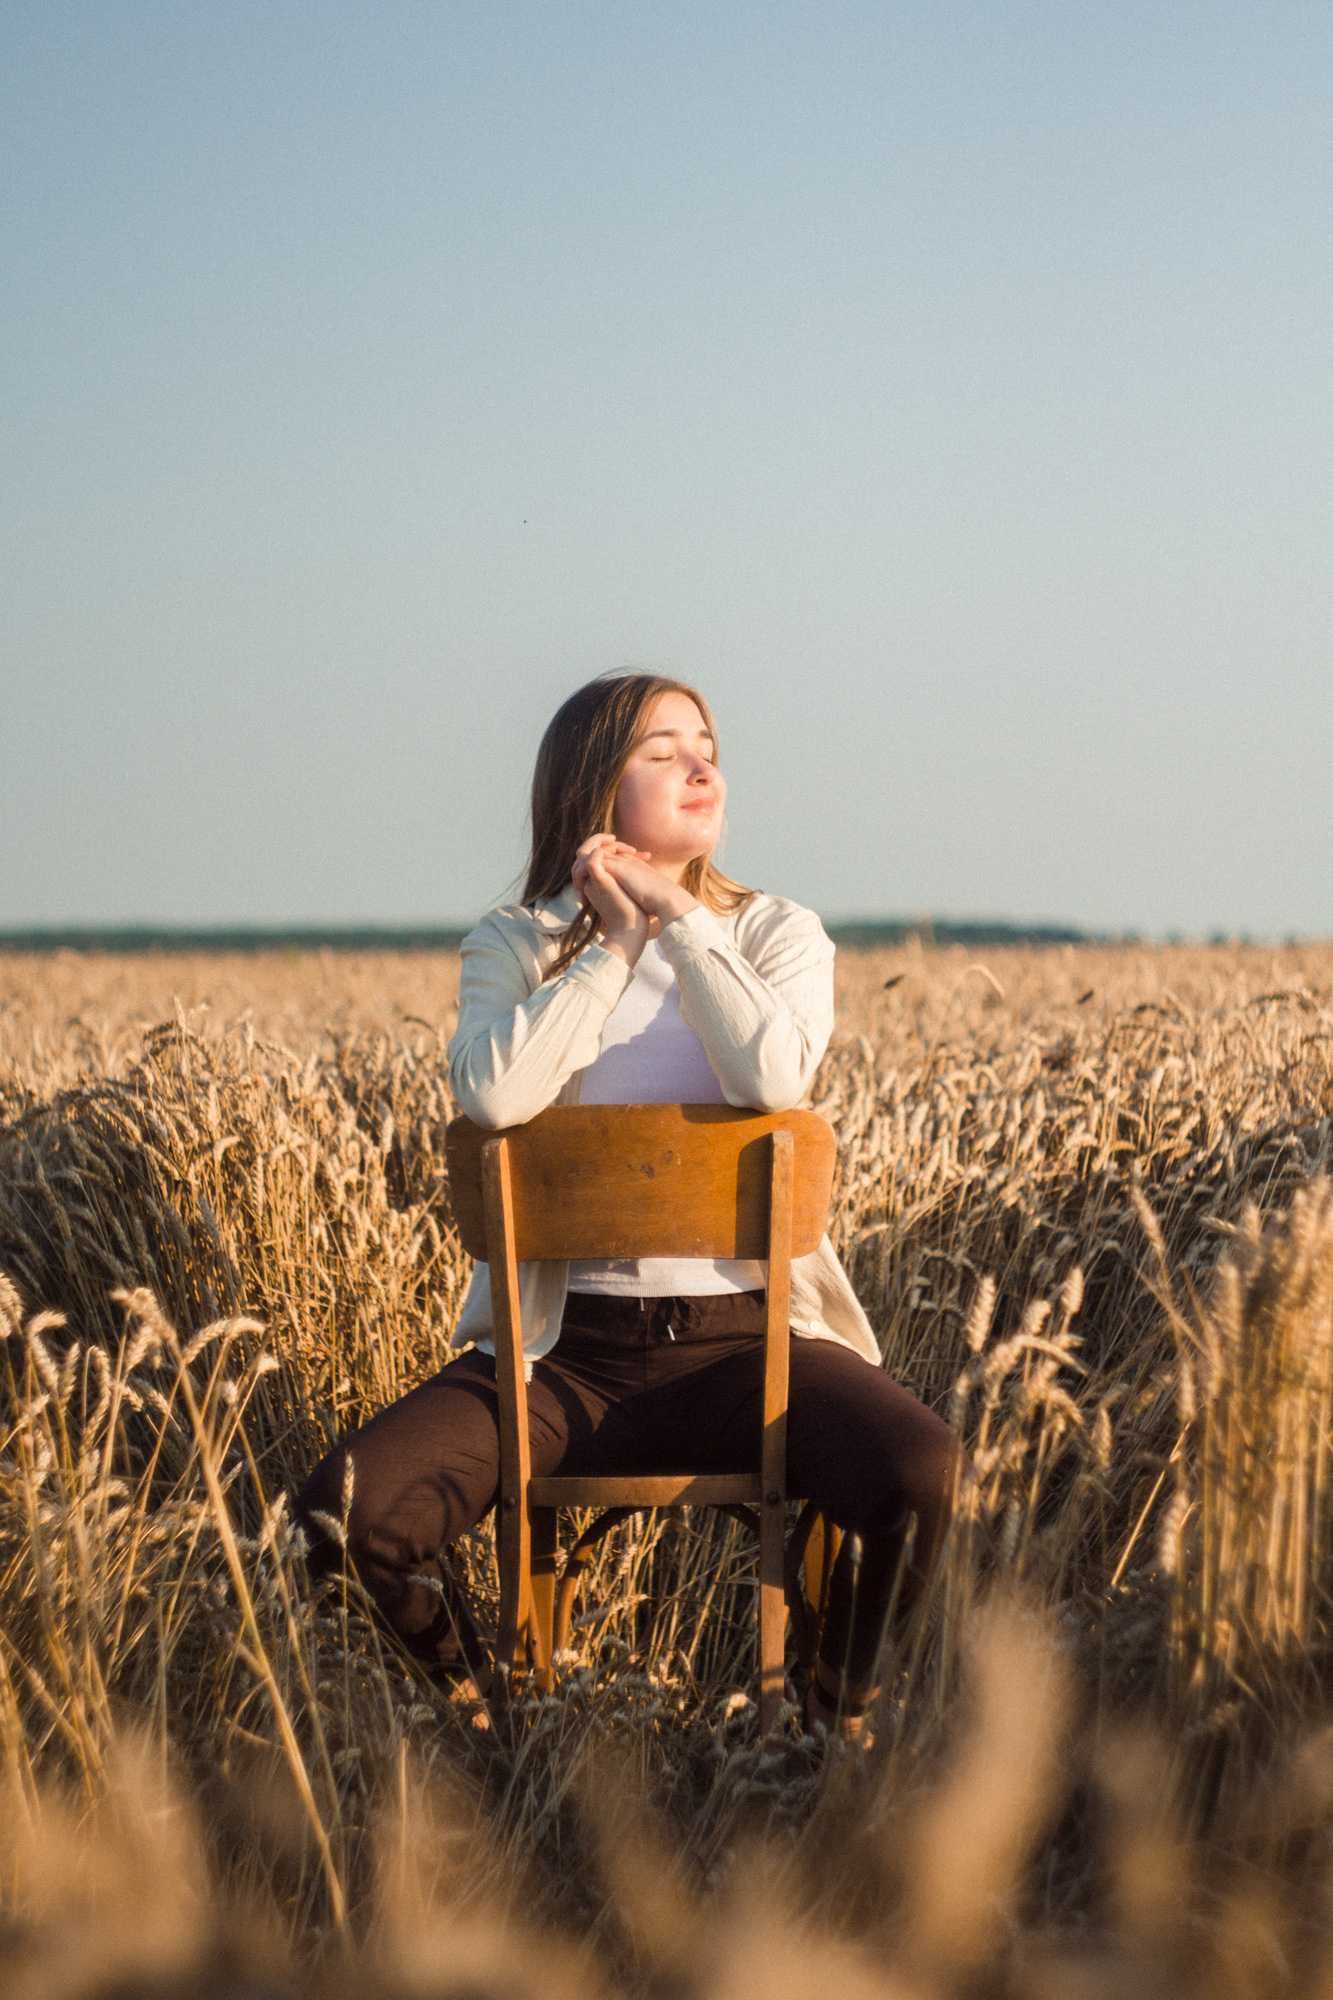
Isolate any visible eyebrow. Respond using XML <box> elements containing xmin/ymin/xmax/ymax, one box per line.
<box><xmin>639</xmin><ymin>726</ymin><xmax>715</xmax><ymax>743</ymax></box>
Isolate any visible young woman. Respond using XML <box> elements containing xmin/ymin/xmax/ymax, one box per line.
<box><xmin>296</xmin><ymin>671</ymin><xmax>966</xmax><ymax>1738</ymax></box>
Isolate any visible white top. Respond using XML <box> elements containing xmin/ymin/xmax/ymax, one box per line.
<box><xmin>446</xmin><ymin>882</ymin><xmax>882</xmax><ymax>1372</ymax></box>
<box><xmin>564</xmin><ymin>935</ymin><xmax>766</xmax><ymax>1295</ymax></box>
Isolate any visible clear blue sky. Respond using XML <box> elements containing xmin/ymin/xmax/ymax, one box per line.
<box><xmin>4</xmin><ymin>3</ymin><xmax>1329</xmax><ymax>937</ymax></box>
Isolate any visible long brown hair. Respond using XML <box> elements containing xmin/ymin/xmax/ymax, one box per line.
<box><xmin>517</xmin><ymin>671</ymin><xmax>760</xmax><ymax>982</ymax></box>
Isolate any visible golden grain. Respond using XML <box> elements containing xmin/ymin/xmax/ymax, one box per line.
<box><xmin>0</xmin><ymin>941</ymin><xmax>1330</xmax><ymax>1994</ymax></box>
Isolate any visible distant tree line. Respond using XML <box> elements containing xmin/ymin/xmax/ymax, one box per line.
<box><xmin>0</xmin><ymin>917</ymin><xmax>1123</xmax><ymax>955</ymax></box>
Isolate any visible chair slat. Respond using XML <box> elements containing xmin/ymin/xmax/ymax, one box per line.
<box><xmin>446</xmin><ymin>1102</ymin><xmax>834</xmax><ymax>1261</ymax></box>
<box><xmin>528</xmin><ymin>1473</ymin><xmax>762</xmax><ymax>1507</ymax></box>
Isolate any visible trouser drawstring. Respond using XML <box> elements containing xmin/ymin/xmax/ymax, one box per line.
<box><xmin>641</xmin><ymin>1297</ymin><xmax>678</xmax><ymax>1341</ymax></box>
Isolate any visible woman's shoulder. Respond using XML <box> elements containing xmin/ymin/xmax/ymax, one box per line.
<box><xmin>731</xmin><ymin>888</ymin><xmax>832</xmax><ymax>947</ymax></box>
<box><xmin>456</xmin><ymin>894</ymin><xmax>581</xmax><ymax>989</ymax></box>
<box><xmin>461</xmin><ymin>891</ymin><xmax>574</xmax><ymax>945</ymax></box>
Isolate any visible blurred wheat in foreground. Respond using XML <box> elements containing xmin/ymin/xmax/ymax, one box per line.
<box><xmin>1</xmin><ymin>940</ymin><xmax>1332</xmax><ymax>1998</ymax></box>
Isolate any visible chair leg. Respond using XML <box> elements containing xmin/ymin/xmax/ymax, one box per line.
<box><xmin>529</xmin><ymin>1505</ymin><xmax>557</xmax><ymax>1692</ymax></box>
<box><xmin>804</xmin><ymin>1513</ymin><xmax>842</xmax><ymax>1638</ymax></box>
<box><xmin>496</xmin><ymin>1488</ymin><xmax>530</xmax><ymax>1677</ymax></box>
<box><xmin>759</xmin><ymin>1495</ymin><xmax>787</xmax><ymax>1736</ymax></box>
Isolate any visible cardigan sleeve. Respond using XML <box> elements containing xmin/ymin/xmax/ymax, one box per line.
<box><xmin>653</xmin><ymin>899</ymin><xmax>835</xmax><ymax>1112</ymax></box>
<box><xmin>446</xmin><ymin>910</ymin><xmax>633</xmax><ymax>1130</ymax></box>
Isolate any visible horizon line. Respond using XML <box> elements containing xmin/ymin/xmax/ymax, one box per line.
<box><xmin>1</xmin><ymin>917</ymin><xmax>1325</xmax><ymax>952</ymax></box>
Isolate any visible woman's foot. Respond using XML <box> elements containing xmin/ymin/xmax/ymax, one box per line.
<box><xmin>802</xmin><ymin>1671</ymin><xmax>878</xmax><ymax>1745</ymax></box>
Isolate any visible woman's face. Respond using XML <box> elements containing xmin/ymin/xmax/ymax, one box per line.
<box><xmin>611</xmin><ymin>689</ymin><xmax>725</xmax><ymax>865</ymax></box>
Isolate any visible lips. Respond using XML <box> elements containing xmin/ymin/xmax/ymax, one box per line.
<box><xmin>681</xmin><ymin>797</ymin><xmax>716</xmax><ymax>812</ymax></box>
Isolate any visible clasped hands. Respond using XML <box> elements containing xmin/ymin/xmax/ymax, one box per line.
<box><xmin>571</xmin><ymin>836</ymin><xmax>700</xmax><ymax>961</ymax></box>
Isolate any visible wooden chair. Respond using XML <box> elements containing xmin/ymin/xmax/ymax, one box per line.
<box><xmin>444</xmin><ymin>1102</ymin><xmax>841</xmax><ymax>1734</ymax></box>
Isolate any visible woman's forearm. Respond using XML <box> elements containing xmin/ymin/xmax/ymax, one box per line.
<box><xmin>447</xmin><ymin>920</ymin><xmax>632</xmax><ymax>1129</ymax></box>
<box><xmin>655</xmin><ymin>903</ymin><xmax>835</xmax><ymax>1111</ymax></box>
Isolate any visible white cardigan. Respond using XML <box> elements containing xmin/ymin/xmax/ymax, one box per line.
<box><xmin>446</xmin><ymin>880</ymin><xmax>882</xmax><ymax>1369</ymax></box>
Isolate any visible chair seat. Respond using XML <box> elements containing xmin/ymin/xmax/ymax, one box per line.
<box><xmin>527</xmin><ymin>1472</ymin><xmax>764</xmax><ymax>1508</ymax></box>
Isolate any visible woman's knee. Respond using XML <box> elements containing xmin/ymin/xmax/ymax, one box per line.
<box><xmin>897</xmin><ymin>1420</ymin><xmax>970</xmax><ymax>1560</ymax></box>
<box><xmin>297</xmin><ymin>1359</ymin><xmax>504</xmax><ymax>1567</ymax></box>
<box><xmin>300</xmin><ymin>1435</ymin><xmax>463</xmax><ymax>1582</ymax></box>
<box><xmin>789</xmin><ymin>1348</ymin><xmax>965</xmax><ymax>1540</ymax></box>
<box><xmin>294</xmin><ymin>1440</ymin><xmax>365</xmax><ymax>1576</ymax></box>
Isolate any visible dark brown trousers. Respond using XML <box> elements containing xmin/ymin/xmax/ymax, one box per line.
<box><xmin>295</xmin><ymin>1288</ymin><xmax>966</xmax><ymax>1697</ymax></box>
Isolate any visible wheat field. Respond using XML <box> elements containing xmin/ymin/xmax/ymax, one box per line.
<box><xmin>1</xmin><ymin>939</ymin><xmax>1332</xmax><ymax>1999</ymax></box>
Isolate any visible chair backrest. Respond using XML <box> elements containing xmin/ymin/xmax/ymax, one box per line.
<box><xmin>445</xmin><ymin>1103</ymin><xmax>836</xmax><ymax>1263</ymax></box>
